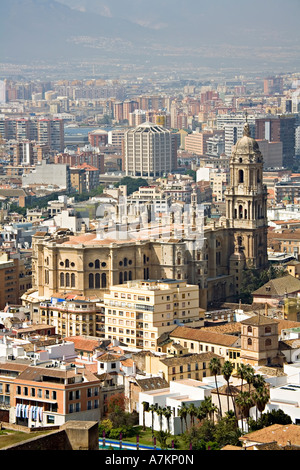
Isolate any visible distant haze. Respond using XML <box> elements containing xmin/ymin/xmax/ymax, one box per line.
<box><xmin>0</xmin><ymin>0</ymin><xmax>299</xmax><ymax>74</ymax></box>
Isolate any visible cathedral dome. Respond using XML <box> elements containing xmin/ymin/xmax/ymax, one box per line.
<box><xmin>233</xmin><ymin>123</ymin><xmax>262</xmax><ymax>160</ymax></box>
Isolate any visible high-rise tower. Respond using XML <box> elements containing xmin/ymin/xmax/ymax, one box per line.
<box><xmin>225</xmin><ymin>121</ymin><xmax>268</xmax><ymax>271</ymax></box>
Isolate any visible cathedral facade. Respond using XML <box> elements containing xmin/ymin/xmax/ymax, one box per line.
<box><xmin>23</xmin><ymin>123</ymin><xmax>268</xmax><ymax>317</ymax></box>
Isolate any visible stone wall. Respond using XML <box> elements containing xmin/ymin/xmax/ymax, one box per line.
<box><xmin>1</xmin><ymin>421</ymin><xmax>99</xmax><ymax>451</ymax></box>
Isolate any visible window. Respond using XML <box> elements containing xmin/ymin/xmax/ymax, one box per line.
<box><xmin>60</xmin><ymin>272</ymin><xmax>64</xmax><ymax>287</ymax></box>
<box><xmin>89</xmin><ymin>273</ymin><xmax>94</xmax><ymax>289</ymax></box>
<box><xmin>71</xmin><ymin>273</ymin><xmax>76</xmax><ymax>288</ymax></box>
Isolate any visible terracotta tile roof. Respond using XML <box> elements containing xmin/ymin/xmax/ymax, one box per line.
<box><xmin>202</xmin><ymin>322</ymin><xmax>242</xmax><ymax>335</ymax></box>
<box><xmin>134</xmin><ymin>376</ymin><xmax>169</xmax><ymax>391</ymax></box>
<box><xmin>0</xmin><ymin>362</ymin><xmax>29</xmax><ymax>373</ymax></box>
<box><xmin>170</xmin><ymin>326</ymin><xmax>240</xmax><ymax>347</ymax></box>
<box><xmin>121</xmin><ymin>358</ymin><xmax>134</xmax><ymax>367</ymax></box>
<box><xmin>97</xmin><ymin>352</ymin><xmax>125</xmax><ymax>362</ymax></box>
<box><xmin>221</xmin><ymin>445</ymin><xmax>244</xmax><ymax>450</ymax></box>
<box><xmin>159</xmin><ymin>351</ymin><xmax>221</xmax><ymax>366</ymax></box>
<box><xmin>241</xmin><ymin>314</ymin><xmax>279</xmax><ymax>326</ymax></box>
<box><xmin>240</xmin><ymin>424</ymin><xmax>300</xmax><ymax>447</ymax></box>
<box><xmin>64</xmin><ymin>335</ymin><xmax>101</xmax><ymax>352</ymax></box>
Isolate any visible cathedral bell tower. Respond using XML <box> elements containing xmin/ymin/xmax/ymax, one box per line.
<box><xmin>225</xmin><ymin>121</ymin><xmax>268</xmax><ymax>270</ymax></box>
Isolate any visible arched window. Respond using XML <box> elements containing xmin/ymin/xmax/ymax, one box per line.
<box><xmin>119</xmin><ymin>272</ymin><xmax>123</xmax><ymax>284</ymax></box>
<box><xmin>60</xmin><ymin>272</ymin><xmax>64</xmax><ymax>287</ymax></box>
<box><xmin>89</xmin><ymin>273</ymin><xmax>94</xmax><ymax>289</ymax></box>
<box><xmin>65</xmin><ymin>259</ymin><xmax>69</xmax><ymax>268</ymax></box>
<box><xmin>129</xmin><ymin>271</ymin><xmax>132</xmax><ymax>281</ymax></box>
<box><xmin>265</xmin><ymin>326</ymin><xmax>271</xmax><ymax>334</ymax></box>
<box><xmin>95</xmin><ymin>273</ymin><xmax>100</xmax><ymax>288</ymax></box>
<box><xmin>247</xmin><ymin>338</ymin><xmax>252</xmax><ymax>346</ymax></box>
<box><xmin>71</xmin><ymin>273</ymin><xmax>76</xmax><ymax>288</ymax></box>
<box><xmin>124</xmin><ymin>271</ymin><xmax>128</xmax><ymax>282</ymax></box>
<box><xmin>102</xmin><ymin>273</ymin><xmax>107</xmax><ymax>289</ymax></box>
<box><xmin>239</xmin><ymin>204</ymin><xmax>243</xmax><ymax>219</ymax></box>
<box><xmin>65</xmin><ymin>273</ymin><xmax>70</xmax><ymax>287</ymax></box>
<box><xmin>124</xmin><ymin>258</ymin><xmax>128</xmax><ymax>267</ymax></box>
<box><xmin>95</xmin><ymin>259</ymin><xmax>100</xmax><ymax>269</ymax></box>
<box><xmin>247</xmin><ymin>326</ymin><xmax>252</xmax><ymax>333</ymax></box>
<box><xmin>265</xmin><ymin>338</ymin><xmax>272</xmax><ymax>346</ymax></box>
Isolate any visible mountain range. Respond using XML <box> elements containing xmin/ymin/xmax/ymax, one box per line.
<box><xmin>1</xmin><ymin>0</ymin><xmax>299</xmax><ymax>72</ymax></box>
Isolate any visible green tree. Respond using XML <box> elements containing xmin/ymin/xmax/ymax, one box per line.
<box><xmin>252</xmin><ymin>386</ymin><xmax>270</xmax><ymax>422</ymax></box>
<box><xmin>163</xmin><ymin>407</ymin><xmax>173</xmax><ymax>433</ymax></box>
<box><xmin>248</xmin><ymin>409</ymin><xmax>292</xmax><ymax>432</ymax></box>
<box><xmin>235</xmin><ymin>391</ymin><xmax>253</xmax><ymax>432</ymax></box>
<box><xmin>142</xmin><ymin>401</ymin><xmax>149</xmax><ymax>430</ymax></box>
<box><xmin>148</xmin><ymin>404</ymin><xmax>157</xmax><ymax>432</ymax></box>
<box><xmin>115</xmin><ymin>176</ymin><xmax>149</xmax><ymax>195</ymax></box>
<box><xmin>155</xmin><ymin>406</ymin><xmax>165</xmax><ymax>431</ymax></box>
<box><xmin>209</xmin><ymin>357</ymin><xmax>223</xmax><ymax>418</ymax></box>
<box><xmin>178</xmin><ymin>403</ymin><xmax>189</xmax><ymax>433</ymax></box>
<box><xmin>213</xmin><ymin>414</ymin><xmax>243</xmax><ymax>448</ymax></box>
<box><xmin>188</xmin><ymin>403</ymin><xmax>197</xmax><ymax>428</ymax></box>
<box><xmin>154</xmin><ymin>430</ymin><xmax>171</xmax><ymax>450</ymax></box>
<box><xmin>221</xmin><ymin>361</ymin><xmax>234</xmax><ymax>415</ymax></box>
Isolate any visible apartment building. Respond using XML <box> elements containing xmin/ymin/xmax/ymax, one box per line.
<box><xmin>144</xmin><ymin>351</ymin><xmax>223</xmax><ymax>383</ymax></box>
<box><xmin>168</xmin><ymin>326</ymin><xmax>241</xmax><ymax>373</ymax></box>
<box><xmin>103</xmin><ymin>279</ymin><xmax>202</xmax><ymax>351</ymax></box>
<box><xmin>38</xmin><ymin>295</ymin><xmax>105</xmax><ymax>338</ymax></box>
<box><xmin>0</xmin><ymin>118</ymin><xmax>64</xmax><ymax>152</ymax></box>
<box><xmin>124</xmin><ymin>122</ymin><xmax>177</xmax><ymax>178</ymax></box>
<box><xmin>11</xmin><ymin>362</ymin><xmax>101</xmax><ymax>428</ymax></box>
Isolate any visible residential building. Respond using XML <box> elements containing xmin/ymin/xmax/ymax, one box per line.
<box><xmin>168</xmin><ymin>325</ymin><xmax>240</xmax><ymax>371</ymax></box>
<box><xmin>103</xmin><ymin>279</ymin><xmax>202</xmax><ymax>351</ymax></box>
<box><xmin>22</xmin><ymin>160</ymin><xmax>71</xmax><ymax>192</ymax></box>
<box><xmin>144</xmin><ymin>349</ymin><xmax>222</xmax><ymax>382</ymax></box>
<box><xmin>138</xmin><ymin>378</ymin><xmax>220</xmax><ymax>435</ymax></box>
<box><xmin>124</xmin><ymin>122</ymin><xmax>177</xmax><ymax>177</ymax></box>
<box><xmin>11</xmin><ymin>362</ymin><xmax>101</xmax><ymax>428</ymax></box>
<box><xmin>255</xmin><ymin>115</ymin><xmax>296</xmax><ymax>169</ymax></box>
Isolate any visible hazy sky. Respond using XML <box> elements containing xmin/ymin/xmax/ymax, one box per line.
<box><xmin>1</xmin><ymin>0</ymin><xmax>299</xmax><ymax>73</ymax></box>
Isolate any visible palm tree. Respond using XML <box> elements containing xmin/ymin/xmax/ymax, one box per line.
<box><xmin>253</xmin><ymin>386</ymin><xmax>270</xmax><ymax>421</ymax></box>
<box><xmin>237</xmin><ymin>363</ymin><xmax>248</xmax><ymax>393</ymax></box>
<box><xmin>244</xmin><ymin>365</ymin><xmax>255</xmax><ymax>394</ymax></box>
<box><xmin>196</xmin><ymin>404</ymin><xmax>206</xmax><ymax>424</ymax></box>
<box><xmin>148</xmin><ymin>404</ymin><xmax>157</xmax><ymax>432</ymax></box>
<box><xmin>188</xmin><ymin>403</ymin><xmax>197</xmax><ymax>428</ymax></box>
<box><xmin>235</xmin><ymin>391</ymin><xmax>253</xmax><ymax>433</ymax></box>
<box><xmin>142</xmin><ymin>401</ymin><xmax>148</xmax><ymax>430</ymax></box>
<box><xmin>178</xmin><ymin>403</ymin><xmax>188</xmax><ymax>433</ymax></box>
<box><xmin>221</xmin><ymin>360</ymin><xmax>234</xmax><ymax>415</ymax></box>
<box><xmin>163</xmin><ymin>407</ymin><xmax>172</xmax><ymax>433</ymax></box>
<box><xmin>209</xmin><ymin>357</ymin><xmax>223</xmax><ymax>418</ymax></box>
<box><xmin>155</xmin><ymin>406</ymin><xmax>165</xmax><ymax>431</ymax></box>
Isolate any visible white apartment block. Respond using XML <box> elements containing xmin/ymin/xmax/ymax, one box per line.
<box><xmin>124</xmin><ymin>122</ymin><xmax>176</xmax><ymax>178</ymax></box>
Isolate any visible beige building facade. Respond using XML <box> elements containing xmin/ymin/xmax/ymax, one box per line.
<box><xmin>103</xmin><ymin>279</ymin><xmax>202</xmax><ymax>350</ymax></box>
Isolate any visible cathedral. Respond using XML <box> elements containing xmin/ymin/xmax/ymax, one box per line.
<box><xmin>24</xmin><ymin>123</ymin><xmax>268</xmax><ymax>314</ymax></box>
